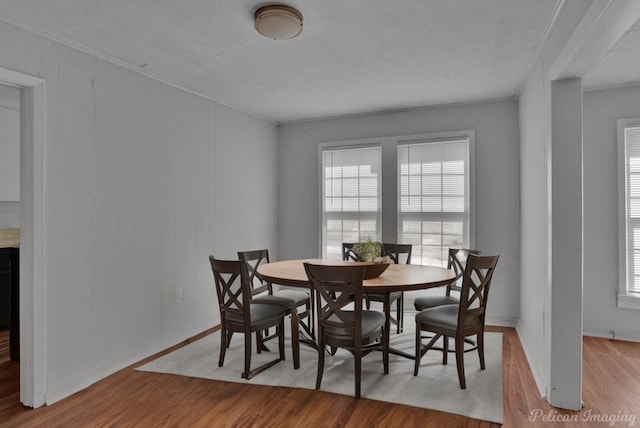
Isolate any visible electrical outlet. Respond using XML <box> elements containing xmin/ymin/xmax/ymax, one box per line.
<box><xmin>175</xmin><ymin>288</ymin><xmax>183</xmax><ymax>304</ymax></box>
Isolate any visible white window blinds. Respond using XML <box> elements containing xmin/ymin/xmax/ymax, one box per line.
<box><xmin>624</xmin><ymin>126</ymin><xmax>640</xmax><ymax>294</ymax></box>
<box><xmin>322</xmin><ymin>146</ymin><xmax>381</xmax><ymax>259</ymax></box>
<box><xmin>398</xmin><ymin>139</ymin><xmax>470</xmax><ymax>267</ymax></box>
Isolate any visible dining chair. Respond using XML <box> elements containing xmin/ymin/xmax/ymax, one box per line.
<box><xmin>238</xmin><ymin>249</ymin><xmax>311</xmax><ymax>369</ymax></box>
<box><xmin>341</xmin><ymin>242</ymin><xmax>359</xmax><ymax>261</ymax></box>
<box><xmin>413</xmin><ymin>248</ymin><xmax>481</xmax><ymax>311</ymax></box>
<box><xmin>209</xmin><ymin>256</ymin><xmax>286</xmax><ymax>379</ymax></box>
<box><xmin>304</xmin><ymin>262</ymin><xmax>388</xmax><ymax>398</ymax></box>
<box><xmin>364</xmin><ymin>243</ymin><xmax>412</xmax><ymax>334</ymax></box>
<box><xmin>414</xmin><ymin>253</ymin><xmax>499</xmax><ymax>389</ymax></box>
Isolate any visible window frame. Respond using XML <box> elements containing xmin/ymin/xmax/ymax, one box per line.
<box><xmin>318</xmin><ymin>131</ymin><xmax>475</xmax><ymax>264</ymax></box>
<box><xmin>396</xmin><ymin>134</ymin><xmax>475</xmax><ymax>266</ymax></box>
<box><xmin>318</xmin><ymin>141</ymin><xmax>383</xmax><ymax>259</ymax></box>
<box><xmin>617</xmin><ymin>117</ymin><xmax>640</xmax><ymax>310</ymax></box>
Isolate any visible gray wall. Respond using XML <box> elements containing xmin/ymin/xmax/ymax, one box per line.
<box><xmin>583</xmin><ymin>84</ymin><xmax>640</xmax><ymax>341</ymax></box>
<box><xmin>0</xmin><ymin>203</ymin><xmax>19</xmax><ymax>228</ymax></box>
<box><xmin>278</xmin><ymin>99</ymin><xmax>521</xmax><ymax>326</ymax></box>
<box><xmin>0</xmin><ymin>20</ymin><xmax>278</xmax><ymax>403</ymax></box>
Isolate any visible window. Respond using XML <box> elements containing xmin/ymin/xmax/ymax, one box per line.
<box><xmin>618</xmin><ymin>118</ymin><xmax>640</xmax><ymax>309</ymax></box>
<box><xmin>398</xmin><ymin>138</ymin><xmax>471</xmax><ymax>267</ymax></box>
<box><xmin>319</xmin><ymin>131</ymin><xmax>474</xmax><ymax>265</ymax></box>
<box><xmin>321</xmin><ymin>145</ymin><xmax>381</xmax><ymax>259</ymax></box>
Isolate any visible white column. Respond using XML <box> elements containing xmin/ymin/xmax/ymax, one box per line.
<box><xmin>549</xmin><ymin>77</ymin><xmax>583</xmax><ymax>410</ymax></box>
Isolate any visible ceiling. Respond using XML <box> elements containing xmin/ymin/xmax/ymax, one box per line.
<box><xmin>0</xmin><ymin>0</ymin><xmax>633</xmax><ymax>123</ymax></box>
<box><xmin>583</xmin><ymin>17</ymin><xmax>640</xmax><ymax>90</ymax></box>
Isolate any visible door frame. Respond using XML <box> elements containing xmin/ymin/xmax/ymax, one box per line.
<box><xmin>0</xmin><ymin>66</ymin><xmax>46</xmax><ymax>407</ymax></box>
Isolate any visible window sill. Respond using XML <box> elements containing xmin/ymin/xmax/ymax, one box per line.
<box><xmin>617</xmin><ymin>293</ymin><xmax>640</xmax><ymax>310</ymax></box>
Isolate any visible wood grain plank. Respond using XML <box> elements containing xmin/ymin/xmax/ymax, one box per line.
<box><xmin>0</xmin><ymin>327</ymin><xmax>638</xmax><ymax>427</ymax></box>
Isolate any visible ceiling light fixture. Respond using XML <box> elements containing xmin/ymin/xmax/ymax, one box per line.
<box><xmin>254</xmin><ymin>5</ymin><xmax>303</xmax><ymax>40</ymax></box>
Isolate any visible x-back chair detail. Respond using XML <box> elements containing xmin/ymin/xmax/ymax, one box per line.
<box><xmin>209</xmin><ymin>256</ymin><xmax>286</xmax><ymax>379</ymax></box>
<box><xmin>414</xmin><ymin>253</ymin><xmax>499</xmax><ymax>389</ymax></box>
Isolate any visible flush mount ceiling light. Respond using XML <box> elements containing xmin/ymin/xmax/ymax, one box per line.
<box><xmin>254</xmin><ymin>5</ymin><xmax>303</xmax><ymax>40</ymax></box>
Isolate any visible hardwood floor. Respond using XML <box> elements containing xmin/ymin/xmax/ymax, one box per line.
<box><xmin>0</xmin><ymin>326</ymin><xmax>638</xmax><ymax>427</ymax></box>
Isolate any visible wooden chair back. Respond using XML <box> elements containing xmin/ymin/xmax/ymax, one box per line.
<box><xmin>209</xmin><ymin>257</ymin><xmax>253</xmax><ymax>325</ymax></box>
<box><xmin>341</xmin><ymin>242</ymin><xmax>360</xmax><ymax>261</ymax></box>
<box><xmin>457</xmin><ymin>254</ymin><xmax>499</xmax><ymax>330</ymax></box>
<box><xmin>446</xmin><ymin>248</ymin><xmax>481</xmax><ymax>296</ymax></box>
<box><xmin>304</xmin><ymin>263</ymin><xmax>366</xmax><ymax>339</ymax></box>
<box><xmin>237</xmin><ymin>249</ymin><xmax>271</xmax><ymax>295</ymax></box>
<box><xmin>381</xmin><ymin>243</ymin><xmax>412</xmax><ymax>264</ymax></box>
<box><xmin>369</xmin><ymin>243</ymin><xmax>411</xmax><ymax>333</ymax></box>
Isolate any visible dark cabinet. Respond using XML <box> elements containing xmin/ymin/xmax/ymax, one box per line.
<box><xmin>0</xmin><ymin>249</ymin><xmax>10</xmax><ymax>328</ymax></box>
<box><xmin>0</xmin><ymin>247</ymin><xmax>18</xmax><ymax>361</ymax></box>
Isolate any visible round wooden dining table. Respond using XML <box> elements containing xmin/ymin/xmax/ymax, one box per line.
<box><xmin>257</xmin><ymin>259</ymin><xmax>456</xmax><ymax>361</ymax></box>
<box><xmin>257</xmin><ymin>258</ymin><xmax>456</xmax><ymax>292</ymax></box>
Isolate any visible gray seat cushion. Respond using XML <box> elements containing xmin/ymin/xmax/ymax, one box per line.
<box><xmin>273</xmin><ymin>289</ymin><xmax>310</xmax><ymax>305</ymax></box>
<box><xmin>414</xmin><ymin>295</ymin><xmax>459</xmax><ymax>311</ymax></box>
<box><xmin>366</xmin><ymin>291</ymin><xmax>402</xmax><ymax>302</ymax></box>
<box><xmin>252</xmin><ymin>289</ymin><xmax>309</xmax><ymax>308</ymax></box>
<box><xmin>248</xmin><ymin>303</ymin><xmax>286</xmax><ymax>324</ymax></box>
<box><xmin>324</xmin><ymin>310</ymin><xmax>385</xmax><ymax>337</ymax></box>
<box><xmin>415</xmin><ymin>304</ymin><xmax>459</xmax><ymax>330</ymax></box>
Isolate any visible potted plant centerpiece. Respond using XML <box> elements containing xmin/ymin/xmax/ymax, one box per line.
<box><xmin>351</xmin><ymin>239</ymin><xmax>391</xmax><ymax>279</ymax></box>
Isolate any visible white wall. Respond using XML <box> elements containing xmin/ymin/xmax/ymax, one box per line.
<box><xmin>583</xmin><ymin>84</ymin><xmax>640</xmax><ymax>341</ymax></box>
<box><xmin>0</xmin><ymin>19</ymin><xmax>278</xmax><ymax>403</ymax></box>
<box><xmin>277</xmin><ymin>99</ymin><xmax>521</xmax><ymax>326</ymax></box>
<box><xmin>518</xmin><ymin>57</ymin><xmax>552</xmax><ymax>395</ymax></box>
<box><xmin>517</xmin><ymin>0</ymin><xmax>594</xmax><ymax>407</ymax></box>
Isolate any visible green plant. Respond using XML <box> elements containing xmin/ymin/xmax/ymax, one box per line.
<box><xmin>352</xmin><ymin>239</ymin><xmax>381</xmax><ymax>262</ymax></box>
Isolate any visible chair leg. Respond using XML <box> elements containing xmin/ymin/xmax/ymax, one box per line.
<box><xmin>297</xmin><ymin>302</ymin><xmax>312</xmax><ymax>339</ymax></box>
<box><xmin>309</xmin><ymin>293</ymin><xmax>316</xmax><ymax>338</ymax></box>
<box><xmin>226</xmin><ymin>331</ymin><xmax>233</xmax><ymax>348</ymax></box>
<box><xmin>291</xmin><ymin>308</ymin><xmax>300</xmax><ymax>369</ymax></box>
<box><xmin>365</xmin><ymin>295</ymin><xmax>371</xmax><ymax>310</ymax></box>
<box><xmin>478</xmin><ymin>332</ymin><xmax>485</xmax><ymax>370</ymax></box>
<box><xmin>396</xmin><ymin>297</ymin><xmax>402</xmax><ymax>334</ymax></box>
<box><xmin>455</xmin><ymin>335</ymin><xmax>466</xmax><ymax>389</ymax></box>
<box><xmin>316</xmin><ymin>334</ymin><xmax>325</xmax><ymax>391</ymax></box>
<box><xmin>219</xmin><ymin>325</ymin><xmax>227</xmax><ymax>367</ymax></box>
<box><xmin>443</xmin><ymin>335</ymin><xmax>449</xmax><ymax>365</ymax></box>
<box><xmin>355</xmin><ymin>345</ymin><xmax>362</xmax><ymax>398</ymax></box>
<box><xmin>278</xmin><ymin>318</ymin><xmax>285</xmax><ymax>362</ymax></box>
<box><xmin>382</xmin><ymin>325</ymin><xmax>389</xmax><ymax>375</ymax></box>
<box><xmin>242</xmin><ymin>330</ymin><xmax>252</xmax><ymax>379</ymax></box>
<box><xmin>400</xmin><ymin>292</ymin><xmax>404</xmax><ymax>332</ymax></box>
<box><xmin>256</xmin><ymin>331</ymin><xmax>263</xmax><ymax>354</ymax></box>
<box><xmin>414</xmin><ymin>322</ymin><xmax>421</xmax><ymax>376</ymax></box>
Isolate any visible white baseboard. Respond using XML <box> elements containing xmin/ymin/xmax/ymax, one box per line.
<box><xmin>583</xmin><ymin>328</ymin><xmax>640</xmax><ymax>343</ymax></box>
<box><xmin>515</xmin><ymin>325</ymin><xmax>547</xmax><ymax>399</ymax></box>
<box><xmin>486</xmin><ymin>315</ymin><xmax>518</xmax><ymax>328</ymax></box>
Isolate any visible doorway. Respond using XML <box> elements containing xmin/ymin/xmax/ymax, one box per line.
<box><xmin>0</xmin><ymin>83</ymin><xmax>21</xmax><ymax>402</ymax></box>
<box><xmin>0</xmin><ymin>66</ymin><xmax>45</xmax><ymax>408</ymax></box>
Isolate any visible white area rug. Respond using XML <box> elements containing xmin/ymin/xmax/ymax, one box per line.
<box><xmin>137</xmin><ymin>307</ymin><xmax>503</xmax><ymax>424</ymax></box>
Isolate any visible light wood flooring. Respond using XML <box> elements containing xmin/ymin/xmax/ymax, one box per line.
<box><xmin>0</xmin><ymin>326</ymin><xmax>638</xmax><ymax>427</ymax></box>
